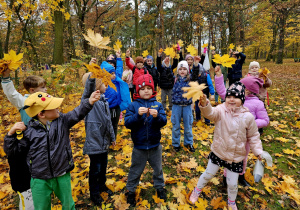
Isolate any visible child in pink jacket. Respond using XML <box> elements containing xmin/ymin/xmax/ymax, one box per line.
<box><xmin>214</xmin><ymin>66</ymin><xmax>269</xmax><ymax>187</ymax></box>
<box><xmin>189</xmin><ymin>81</ymin><xmax>263</xmax><ymax>210</ymax></box>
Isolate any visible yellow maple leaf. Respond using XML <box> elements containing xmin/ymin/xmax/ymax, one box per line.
<box><xmin>210</xmin><ymin>45</ymin><xmax>215</xmax><ymax>50</ymax></box>
<box><xmin>114</xmin><ymin>180</ymin><xmax>126</xmax><ymax>191</ymax></box>
<box><xmin>114</xmin><ymin>168</ymin><xmax>126</xmax><ymax>176</ymax></box>
<box><xmin>83</xmin><ymin>28</ymin><xmax>111</xmax><ymax>50</ymax></box>
<box><xmin>186</xmin><ymin>44</ymin><xmax>197</xmax><ymax>56</ymax></box>
<box><xmin>195</xmin><ymin>197</ymin><xmax>209</xmax><ymax>210</ymax></box>
<box><xmin>210</xmin><ymin>196</ymin><xmax>227</xmax><ymax>209</ymax></box>
<box><xmin>212</xmin><ymin>54</ymin><xmax>236</xmax><ymax>68</ymax></box>
<box><xmin>113</xmin><ymin>39</ymin><xmax>122</xmax><ymax>52</ymax></box>
<box><xmin>142</xmin><ymin>50</ymin><xmax>149</xmax><ymax>58</ymax></box>
<box><xmin>283</xmin><ymin>149</ymin><xmax>295</xmax><ymax>155</ymax></box>
<box><xmin>182</xmin><ymin>82</ymin><xmax>207</xmax><ymax>102</ymax></box>
<box><xmin>178</xmin><ymin>39</ymin><xmax>184</xmax><ymax>47</ymax></box>
<box><xmin>274</xmin><ymin>137</ymin><xmax>290</xmax><ymax>142</ymax></box>
<box><xmin>259</xmin><ymin>67</ymin><xmax>271</xmax><ymax>77</ymax></box>
<box><xmin>181</xmin><ymin>157</ymin><xmax>198</xmax><ymax>169</ymax></box>
<box><xmin>202</xmin><ymin>43</ymin><xmax>208</xmax><ymax>48</ymax></box>
<box><xmin>164</xmin><ymin>47</ymin><xmax>176</xmax><ymax>58</ymax></box>
<box><xmin>0</xmin><ymin>50</ymin><xmax>23</xmax><ymax>73</ymax></box>
<box><xmin>84</xmin><ymin>63</ymin><xmax>116</xmax><ymax>91</ymax></box>
<box><xmin>153</xmin><ymin>194</ymin><xmax>165</xmax><ymax>204</ymax></box>
<box><xmin>236</xmin><ymin>45</ymin><xmax>243</xmax><ymax>52</ymax></box>
<box><xmin>228</xmin><ymin>43</ymin><xmax>235</xmax><ymax>49</ymax></box>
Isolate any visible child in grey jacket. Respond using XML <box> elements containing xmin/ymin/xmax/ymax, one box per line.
<box><xmin>82</xmin><ymin>73</ymin><xmax>116</xmax><ymax>206</ymax></box>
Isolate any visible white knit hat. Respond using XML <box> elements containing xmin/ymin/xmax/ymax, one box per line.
<box><xmin>177</xmin><ymin>61</ymin><xmax>189</xmax><ymax>73</ymax></box>
<box><xmin>249</xmin><ymin>61</ymin><xmax>260</xmax><ymax>69</ymax></box>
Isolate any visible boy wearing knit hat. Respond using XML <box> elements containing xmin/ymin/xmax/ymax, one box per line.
<box><xmin>4</xmin><ymin>90</ymin><xmax>101</xmax><ymax>209</ymax></box>
<box><xmin>125</xmin><ymin>49</ymin><xmax>149</xmax><ymax>91</ymax></box>
<box><xmin>124</xmin><ymin>74</ymin><xmax>167</xmax><ymax>207</ymax></box>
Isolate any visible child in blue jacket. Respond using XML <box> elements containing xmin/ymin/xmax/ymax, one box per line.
<box><xmin>124</xmin><ymin>74</ymin><xmax>167</xmax><ymax>207</ymax></box>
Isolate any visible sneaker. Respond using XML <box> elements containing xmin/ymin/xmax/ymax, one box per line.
<box><xmin>185</xmin><ymin>144</ymin><xmax>195</xmax><ymax>152</ymax></box>
<box><xmin>189</xmin><ymin>187</ymin><xmax>201</xmax><ymax>204</ymax></box>
<box><xmin>126</xmin><ymin>191</ymin><xmax>136</xmax><ymax>207</ymax></box>
<box><xmin>90</xmin><ymin>194</ymin><xmax>103</xmax><ymax>206</ymax></box>
<box><xmin>174</xmin><ymin>146</ymin><xmax>181</xmax><ymax>152</ymax></box>
<box><xmin>157</xmin><ymin>188</ymin><xmax>167</xmax><ymax>201</ymax></box>
<box><xmin>100</xmin><ymin>185</ymin><xmax>113</xmax><ymax>196</ymax></box>
<box><xmin>238</xmin><ymin>174</ymin><xmax>251</xmax><ymax>187</ymax></box>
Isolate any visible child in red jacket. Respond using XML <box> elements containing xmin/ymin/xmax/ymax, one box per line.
<box><xmin>125</xmin><ymin>49</ymin><xmax>149</xmax><ymax>92</ymax></box>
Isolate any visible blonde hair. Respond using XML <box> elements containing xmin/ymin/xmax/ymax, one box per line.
<box><xmin>23</xmin><ymin>75</ymin><xmax>46</xmax><ymax>92</ymax></box>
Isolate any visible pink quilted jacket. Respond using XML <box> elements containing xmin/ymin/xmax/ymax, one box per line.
<box><xmin>200</xmin><ymin>102</ymin><xmax>263</xmax><ymax>163</ymax></box>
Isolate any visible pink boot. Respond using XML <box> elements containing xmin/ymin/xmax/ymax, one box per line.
<box><xmin>228</xmin><ymin>200</ymin><xmax>238</xmax><ymax>210</ymax></box>
<box><xmin>189</xmin><ymin>187</ymin><xmax>201</xmax><ymax>204</ymax></box>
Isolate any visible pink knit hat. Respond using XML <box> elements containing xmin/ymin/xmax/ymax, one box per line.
<box><xmin>185</xmin><ymin>54</ymin><xmax>194</xmax><ymax>60</ymax></box>
<box><xmin>240</xmin><ymin>76</ymin><xmax>264</xmax><ymax>94</ymax></box>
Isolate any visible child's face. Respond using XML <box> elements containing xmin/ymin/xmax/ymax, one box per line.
<box><xmin>99</xmin><ymin>83</ymin><xmax>106</xmax><ymax>94</ymax></box>
<box><xmin>186</xmin><ymin>57</ymin><xmax>193</xmax><ymax>66</ymax></box>
<box><xmin>42</xmin><ymin>108</ymin><xmax>60</xmax><ymax>121</ymax></box>
<box><xmin>136</xmin><ymin>62</ymin><xmax>144</xmax><ymax>69</ymax></box>
<box><xmin>146</xmin><ymin>59</ymin><xmax>153</xmax><ymax>66</ymax></box>
<box><xmin>249</xmin><ymin>65</ymin><xmax>259</xmax><ymax>76</ymax></box>
<box><xmin>110</xmin><ymin>72</ymin><xmax>116</xmax><ymax>80</ymax></box>
<box><xmin>225</xmin><ymin>96</ymin><xmax>242</xmax><ymax>110</ymax></box>
<box><xmin>31</xmin><ymin>85</ymin><xmax>47</xmax><ymax>94</ymax></box>
<box><xmin>139</xmin><ymin>85</ymin><xmax>153</xmax><ymax>99</ymax></box>
<box><xmin>178</xmin><ymin>67</ymin><xmax>188</xmax><ymax>77</ymax></box>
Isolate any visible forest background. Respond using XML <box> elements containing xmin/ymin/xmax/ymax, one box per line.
<box><xmin>0</xmin><ymin>0</ymin><xmax>300</xmax><ymax>209</ymax></box>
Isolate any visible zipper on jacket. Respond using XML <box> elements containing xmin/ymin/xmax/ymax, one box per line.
<box><xmin>146</xmin><ymin>101</ymin><xmax>149</xmax><ymax>150</ymax></box>
<box><xmin>46</xmin><ymin>130</ymin><xmax>54</xmax><ymax>177</ymax></box>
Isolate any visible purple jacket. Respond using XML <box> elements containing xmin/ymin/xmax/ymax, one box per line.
<box><xmin>215</xmin><ymin>75</ymin><xmax>269</xmax><ymax>128</ymax></box>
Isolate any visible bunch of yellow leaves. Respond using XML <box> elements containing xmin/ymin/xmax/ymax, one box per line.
<box><xmin>142</xmin><ymin>50</ymin><xmax>149</xmax><ymax>58</ymax></box>
<box><xmin>210</xmin><ymin>45</ymin><xmax>215</xmax><ymax>50</ymax></box>
<box><xmin>182</xmin><ymin>82</ymin><xmax>207</xmax><ymax>102</ymax></box>
<box><xmin>83</xmin><ymin>29</ymin><xmax>111</xmax><ymax>50</ymax></box>
<box><xmin>212</xmin><ymin>54</ymin><xmax>236</xmax><ymax>68</ymax></box>
<box><xmin>186</xmin><ymin>44</ymin><xmax>197</xmax><ymax>56</ymax></box>
<box><xmin>164</xmin><ymin>47</ymin><xmax>176</xmax><ymax>58</ymax></box>
<box><xmin>0</xmin><ymin>50</ymin><xmax>23</xmax><ymax>74</ymax></box>
<box><xmin>113</xmin><ymin>39</ymin><xmax>122</xmax><ymax>52</ymax></box>
<box><xmin>259</xmin><ymin>67</ymin><xmax>271</xmax><ymax>82</ymax></box>
<box><xmin>159</xmin><ymin>48</ymin><xmax>164</xmax><ymax>53</ymax></box>
<box><xmin>84</xmin><ymin>63</ymin><xmax>116</xmax><ymax>91</ymax></box>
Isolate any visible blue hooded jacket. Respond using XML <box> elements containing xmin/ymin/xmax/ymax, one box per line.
<box><xmin>101</xmin><ymin>61</ymin><xmax>131</xmax><ymax>111</ymax></box>
<box><xmin>172</xmin><ymin>76</ymin><xmax>193</xmax><ymax>105</ymax></box>
<box><xmin>125</xmin><ymin>97</ymin><xmax>167</xmax><ymax>149</ymax></box>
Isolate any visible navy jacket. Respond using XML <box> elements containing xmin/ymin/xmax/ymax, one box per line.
<box><xmin>172</xmin><ymin>76</ymin><xmax>193</xmax><ymax>106</ymax></box>
<box><xmin>228</xmin><ymin>52</ymin><xmax>246</xmax><ymax>80</ymax></box>
<box><xmin>125</xmin><ymin>97</ymin><xmax>167</xmax><ymax>149</ymax></box>
<box><xmin>4</xmin><ymin>99</ymin><xmax>93</xmax><ymax>180</ymax></box>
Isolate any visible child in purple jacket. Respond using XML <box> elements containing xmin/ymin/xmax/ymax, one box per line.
<box><xmin>214</xmin><ymin>66</ymin><xmax>269</xmax><ymax>187</ymax></box>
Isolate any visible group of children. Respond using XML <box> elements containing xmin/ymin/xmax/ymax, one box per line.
<box><xmin>1</xmin><ymin>47</ymin><xmax>272</xmax><ymax>209</ymax></box>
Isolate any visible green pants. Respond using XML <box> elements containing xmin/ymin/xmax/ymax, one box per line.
<box><xmin>30</xmin><ymin>172</ymin><xmax>75</xmax><ymax>210</ymax></box>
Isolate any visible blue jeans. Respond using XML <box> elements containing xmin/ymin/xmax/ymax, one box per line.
<box><xmin>195</xmin><ymin>100</ymin><xmax>210</xmax><ymax>124</ymax></box>
<box><xmin>171</xmin><ymin>105</ymin><xmax>193</xmax><ymax>147</ymax></box>
<box><xmin>88</xmin><ymin>153</ymin><xmax>108</xmax><ymax>196</ymax></box>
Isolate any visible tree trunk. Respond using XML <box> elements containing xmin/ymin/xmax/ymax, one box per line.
<box><xmin>4</xmin><ymin>21</ymin><xmax>11</xmax><ymax>54</ymax></box>
<box><xmin>0</xmin><ymin>38</ymin><xmax>3</xmax><ymax>59</ymax></box>
<box><xmin>266</xmin><ymin>14</ymin><xmax>278</xmax><ymax>61</ymax></box>
<box><xmin>134</xmin><ymin>0</ymin><xmax>140</xmax><ymax>56</ymax></box>
<box><xmin>228</xmin><ymin>0</ymin><xmax>236</xmax><ymax>45</ymax></box>
<box><xmin>277</xmin><ymin>11</ymin><xmax>287</xmax><ymax>64</ymax></box>
<box><xmin>198</xmin><ymin>26</ymin><xmax>202</xmax><ymax>55</ymax></box>
<box><xmin>65</xmin><ymin>0</ymin><xmax>75</xmax><ymax>60</ymax></box>
<box><xmin>53</xmin><ymin>9</ymin><xmax>64</xmax><ymax>66</ymax></box>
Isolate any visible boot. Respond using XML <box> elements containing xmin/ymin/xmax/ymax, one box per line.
<box><xmin>222</xmin><ymin>176</ymin><xmax>227</xmax><ymax>188</ymax></box>
<box><xmin>238</xmin><ymin>174</ymin><xmax>251</xmax><ymax>187</ymax></box>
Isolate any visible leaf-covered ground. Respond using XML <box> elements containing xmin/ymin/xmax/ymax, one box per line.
<box><xmin>0</xmin><ymin>59</ymin><xmax>299</xmax><ymax>209</ymax></box>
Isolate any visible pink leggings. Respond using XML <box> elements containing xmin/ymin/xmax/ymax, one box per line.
<box><xmin>224</xmin><ymin>141</ymin><xmax>250</xmax><ymax>176</ymax></box>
